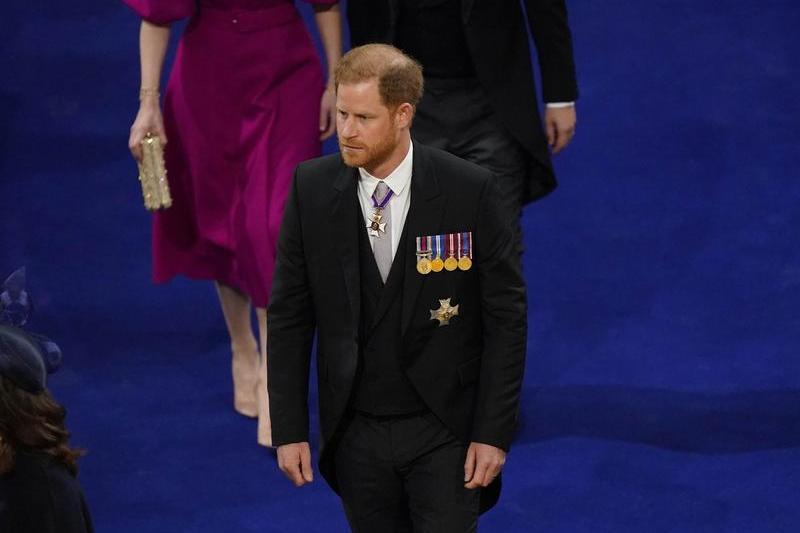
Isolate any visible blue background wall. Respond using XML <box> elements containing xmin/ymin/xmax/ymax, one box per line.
<box><xmin>1</xmin><ymin>1</ymin><xmax>799</xmax><ymax>531</ymax></box>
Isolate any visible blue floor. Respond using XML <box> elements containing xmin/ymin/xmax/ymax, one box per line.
<box><xmin>2</xmin><ymin>0</ymin><xmax>799</xmax><ymax>531</ymax></box>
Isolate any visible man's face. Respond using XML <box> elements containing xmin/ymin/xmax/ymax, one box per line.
<box><xmin>336</xmin><ymin>80</ymin><xmax>401</xmax><ymax>171</ymax></box>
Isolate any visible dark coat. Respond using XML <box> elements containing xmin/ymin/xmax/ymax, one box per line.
<box><xmin>0</xmin><ymin>451</ymin><xmax>93</xmax><ymax>533</ymax></box>
<box><xmin>268</xmin><ymin>143</ymin><xmax>528</xmax><ymax>511</ymax></box>
<box><xmin>347</xmin><ymin>0</ymin><xmax>579</xmax><ymax>203</ymax></box>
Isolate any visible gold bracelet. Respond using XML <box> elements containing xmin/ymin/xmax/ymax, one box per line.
<box><xmin>139</xmin><ymin>88</ymin><xmax>161</xmax><ymax>101</ymax></box>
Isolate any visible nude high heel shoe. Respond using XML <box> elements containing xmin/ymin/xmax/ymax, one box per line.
<box><xmin>231</xmin><ymin>341</ymin><xmax>259</xmax><ymax>418</ymax></box>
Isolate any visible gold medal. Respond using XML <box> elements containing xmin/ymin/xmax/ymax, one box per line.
<box><xmin>415</xmin><ymin>235</ymin><xmax>433</xmax><ymax>275</ymax></box>
<box><xmin>444</xmin><ymin>233</ymin><xmax>458</xmax><ymax>271</ymax></box>
<box><xmin>430</xmin><ymin>234</ymin><xmax>444</xmax><ymax>272</ymax></box>
<box><xmin>417</xmin><ymin>257</ymin><xmax>432</xmax><ymax>275</ymax></box>
<box><xmin>457</xmin><ymin>232</ymin><xmax>473</xmax><ymax>271</ymax></box>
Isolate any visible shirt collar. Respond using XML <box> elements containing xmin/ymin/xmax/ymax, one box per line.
<box><xmin>358</xmin><ymin>142</ymin><xmax>413</xmax><ymax>198</ymax></box>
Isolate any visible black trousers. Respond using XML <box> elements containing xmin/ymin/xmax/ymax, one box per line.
<box><xmin>333</xmin><ymin>411</ymin><xmax>480</xmax><ymax>533</ymax></box>
<box><xmin>413</xmin><ymin>77</ymin><xmax>529</xmax><ymax>253</ymax></box>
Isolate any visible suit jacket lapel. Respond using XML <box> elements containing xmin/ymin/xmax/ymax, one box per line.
<box><xmin>401</xmin><ymin>143</ymin><xmax>447</xmax><ymax>337</ymax></box>
<box><xmin>330</xmin><ymin>164</ymin><xmax>361</xmax><ymax>332</ymax></box>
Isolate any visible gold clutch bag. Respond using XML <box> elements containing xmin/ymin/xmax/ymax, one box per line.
<box><xmin>137</xmin><ymin>133</ymin><xmax>172</xmax><ymax>211</ymax></box>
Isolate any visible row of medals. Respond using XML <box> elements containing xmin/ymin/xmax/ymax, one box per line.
<box><xmin>416</xmin><ymin>252</ymin><xmax>472</xmax><ymax>275</ymax></box>
<box><xmin>368</xmin><ymin>207</ymin><xmax>472</xmax><ymax>275</ymax></box>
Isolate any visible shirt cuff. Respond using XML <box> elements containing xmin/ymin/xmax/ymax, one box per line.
<box><xmin>545</xmin><ymin>102</ymin><xmax>575</xmax><ymax>108</ymax></box>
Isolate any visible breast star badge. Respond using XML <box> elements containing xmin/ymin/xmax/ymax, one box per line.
<box><xmin>430</xmin><ymin>298</ymin><xmax>459</xmax><ymax>327</ymax></box>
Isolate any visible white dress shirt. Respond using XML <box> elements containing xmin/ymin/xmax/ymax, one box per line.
<box><xmin>357</xmin><ymin>142</ymin><xmax>413</xmax><ymax>261</ymax></box>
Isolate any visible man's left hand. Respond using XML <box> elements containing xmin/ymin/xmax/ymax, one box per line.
<box><xmin>544</xmin><ymin>105</ymin><xmax>577</xmax><ymax>154</ymax></box>
<box><xmin>464</xmin><ymin>442</ymin><xmax>506</xmax><ymax>489</ymax></box>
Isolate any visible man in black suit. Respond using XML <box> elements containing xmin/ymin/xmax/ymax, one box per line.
<box><xmin>347</xmin><ymin>0</ymin><xmax>579</xmax><ymax>242</ymax></box>
<box><xmin>268</xmin><ymin>44</ymin><xmax>527</xmax><ymax>531</ymax></box>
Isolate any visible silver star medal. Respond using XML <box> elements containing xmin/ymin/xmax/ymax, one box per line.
<box><xmin>430</xmin><ymin>298</ymin><xmax>460</xmax><ymax>327</ymax></box>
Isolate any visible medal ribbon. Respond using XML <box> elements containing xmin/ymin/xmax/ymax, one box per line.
<box><xmin>371</xmin><ymin>188</ymin><xmax>394</xmax><ymax>209</ymax></box>
<box><xmin>416</xmin><ymin>235</ymin><xmax>429</xmax><ymax>255</ymax></box>
<box><xmin>433</xmin><ymin>234</ymin><xmax>442</xmax><ymax>260</ymax></box>
<box><xmin>461</xmin><ymin>232</ymin><xmax>472</xmax><ymax>259</ymax></box>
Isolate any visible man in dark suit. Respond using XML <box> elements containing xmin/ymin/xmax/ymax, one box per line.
<box><xmin>268</xmin><ymin>44</ymin><xmax>527</xmax><ymax>531</ymax></box>
<box><xmin>347</xmin><ymin>0</ymin><xmax>579</xmax><ymax>242</ymax></box>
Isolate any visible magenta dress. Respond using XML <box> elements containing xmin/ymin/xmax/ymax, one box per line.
<box><xmin>124</xmin><ymin>0</ymin><xmax>336</xmax><ymax>307</ymax></box>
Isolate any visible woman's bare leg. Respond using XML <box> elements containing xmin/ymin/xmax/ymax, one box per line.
<box><xmin>215</xmin><ymin>282</ymin><xmax>259</xmax><ymax>418</ymax></box>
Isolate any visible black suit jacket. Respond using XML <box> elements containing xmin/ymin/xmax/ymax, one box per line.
<box><xmin>267</xmin><ymin>142</ymin><xmax>528</xmax><ymax>512</ymax></box>
<box><xmin>347</xmin><ymin>0</ymin><xmax>579</xmax><ymax>203</ymax></box>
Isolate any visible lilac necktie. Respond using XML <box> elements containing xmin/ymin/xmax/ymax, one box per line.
<box><xmin>372</xmin><ymin>181</ymin><xmax>393</xmax><ymax>282</ymax></box>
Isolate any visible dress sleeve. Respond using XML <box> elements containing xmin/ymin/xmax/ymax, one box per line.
<box><xmin>122</xmin><ymin>0</ymin><xmax>195</xmax><ymax>25</ymax></box>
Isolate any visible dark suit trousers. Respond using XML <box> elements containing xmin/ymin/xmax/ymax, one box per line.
<box><xmin>333</xmin><ymin>411</ymin><xmax>480</xmax><ymax>533</ymax></box>
<box><xmin>413</xmin><ymin>77</ymin><xmax>530</xmax><ymax>254</ymax></box>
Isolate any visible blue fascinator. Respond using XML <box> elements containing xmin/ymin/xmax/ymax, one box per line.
<box><xmin>0</xmin><ymin>268</ymin><xmax>62</xmax><ymax>393</ymax></box>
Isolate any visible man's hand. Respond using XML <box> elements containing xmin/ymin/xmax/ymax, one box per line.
<box><xmin>277</xmin><ymin>442</ymin><xmax>314</xmax><ymax>487</ymax></box>
<box><xmin>544</xmin><ymin>105</ymin><xmax>577</xmax><ymax>154</ymax></box>
<box><xmin>464</xmin><ymin>442</ymin><xmax>506</xmax><ymax>489</ymax></box>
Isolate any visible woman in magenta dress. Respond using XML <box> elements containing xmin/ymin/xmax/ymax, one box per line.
<box><xmin>125</xmin><ymin>0</ymin><xmax>341</xmax><ymax>447</ymax></box>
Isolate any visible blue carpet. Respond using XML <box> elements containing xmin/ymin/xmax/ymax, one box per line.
<box><xmin>1</xmin><ymin>0</ymin><xmax>799</xmax><ymax>531</ymax></box>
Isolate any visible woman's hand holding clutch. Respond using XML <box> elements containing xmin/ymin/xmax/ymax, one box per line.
<box><xmin>129</xmin><ymin>95</ymin><xmax>167</xmax><ymax>162</ymax></box>
<box><xmin>128</xmin><ymin>90</ymin><xmax>172</xmax><ymax>211</ymax></box>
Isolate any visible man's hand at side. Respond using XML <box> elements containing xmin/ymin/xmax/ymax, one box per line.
<box><xmin>277</xmin><ymin>442</ymin><xmax>314</xmax><ymax>487</ymax></box>
<box><xmin>464</xmin><ymin>442</ymin><xmax>506</xmax><ymax>489</ymax></box>
<box><xmin>544</xmin><ymin>105</ymin><xmax>577</xmax><ymax>154</ymax></box>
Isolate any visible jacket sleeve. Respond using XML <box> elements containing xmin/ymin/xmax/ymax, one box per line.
<box><xmin>267</xmin><ymin>168</ymin><xmax>316</xmax><ymax>446</ymax></box>
<box><xmin>524</xmin><ymin>0</ymin><xmax>579</xmax><ymax>103</ymax></box>
<box><xmin>122</xmin><ymin>0</ymin><xmax>195</xmax><ymax>25</ymax></box>
<box><xmin>470</xmin><ymin>175</ymin><xmax>529</xmax><ymax>452</ymax></box>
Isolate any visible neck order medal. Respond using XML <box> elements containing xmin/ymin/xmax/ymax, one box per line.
<box><xmin>367</xmin><ymin>186</ymin><xmax>393</xmax><ymax>237</ymax></box>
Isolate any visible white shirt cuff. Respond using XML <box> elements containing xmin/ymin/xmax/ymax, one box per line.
<box><xmin>546</xmin><ymin>102</ymin><xmax>575</xmax><ymax>108</ymax></box>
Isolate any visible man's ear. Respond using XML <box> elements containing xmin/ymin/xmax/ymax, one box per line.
<box><xmin>395</xmin><ymin>103</ymin><xmax>415</xmax><ymax>129</ymax></box>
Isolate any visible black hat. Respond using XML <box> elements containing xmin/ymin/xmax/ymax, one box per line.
<box><xmin>0</xmin><ymin>325</ymin><xmax>47</xmax><ymax>393</ymax></box>
<box><xmin>0</xmin><ymin>268</ymin><xmax>61</xmax><ymax>394</ymax></box>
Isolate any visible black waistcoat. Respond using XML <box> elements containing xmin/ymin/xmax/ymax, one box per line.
<box><xmin>351</xmin><ymin>215</ymin><xmax>426</xmax><ymax>415</ymax></box>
